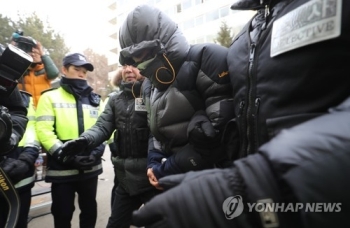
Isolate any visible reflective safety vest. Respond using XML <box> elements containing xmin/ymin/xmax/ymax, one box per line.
<box><xmin>15</xmin><ymin>93</ymin><xmax>40</xmax><ymax>190</ymax></box>
<box><xmin>35</xmin><ymin>86</ymin><xmax>104</xmax><ymax>182</ymax></box>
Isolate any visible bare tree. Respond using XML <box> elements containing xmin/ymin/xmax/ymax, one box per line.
<box><xmin>83</xmin><ymin>49</ymin><xmax>112</xmax><ymax>100</ymax></box>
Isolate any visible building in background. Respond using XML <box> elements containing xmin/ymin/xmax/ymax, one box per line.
<box><xmin>106</xmin><ymin>0</ymin><xmax>255</xmax><ymax>79</ymax></box>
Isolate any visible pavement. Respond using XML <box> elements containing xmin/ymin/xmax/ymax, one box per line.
<box><xmin>27</xmin><ymin>147</ymin><xmax>116</xmax><ymax>228</ymax></box>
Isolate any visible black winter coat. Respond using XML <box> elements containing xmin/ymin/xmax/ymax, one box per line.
<box><xmin>0</xmin><ymin>87</ymin><xmax>28</xmax><ymax>152</ymax></box>
<box><xmin>228</xmin><ymin>0</ymin><xmax>350</xmax><ymax>158</ymax></box>
<box><xmin>82</xmin><ymin>79</ymin><xmax>153</xmax><ymax>195</ymax></box>
<box><xmin>119</xmin><ymin>5</ymin><xmax>234</xmax><ymax>178</ymax></box>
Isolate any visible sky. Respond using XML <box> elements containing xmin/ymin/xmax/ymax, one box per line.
<box><xmin>1</xmin><ymin>0</ymin><xmax>110</xmax><ymax>55</ymax></box>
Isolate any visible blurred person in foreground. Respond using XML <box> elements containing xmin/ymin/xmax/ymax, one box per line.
<box><xmin>0</xmin><ymin>92</ymin><xmax>40</xmax><ymax>228</ymax></box>
<box><xmin>61</xmin><ymin>63</ymin><xmax>159</xmax><ymax>228</ymax></box>
<box><xmin>118</xmin><ymin>4</ymin><xmax>234</xmax><ymax>190</ymax></box>
<box><xmin>0</xmin><ymin>44</ymin><xmax>31</xmax><ymax>227</ymax></box>
<box><xmin>35</xmin><ymin>53</ymin><xmax>105</xmax><ymax>228</ymax></box>
<box><xmin>12</xmin><ymin>31</ymin><xmax>60</xmax><ymax>107</ymax></box>
<box><xmin>130</xmin><ymin>0</ymin><xmax>350</xmax><ymax>227</ymax></box>
<box><xmin>0</xmin><ymin>44</ymin><xmax>28</xmax><ymax>155</ymax></box>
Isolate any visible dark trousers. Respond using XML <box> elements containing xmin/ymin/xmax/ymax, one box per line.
<box><xmin>106</xmin><ymin>185</ymin><xmax>159</xmax><ymax>228</ymax></box>
<box><xmin>0</xmin><ymin>189</ymin><xmax>32</xmax><ymax>228</ymax></box>
<box><xmin>51</xmin><ymin>177</ymin><xmax>98</xmax><ymax>228</ymax></box>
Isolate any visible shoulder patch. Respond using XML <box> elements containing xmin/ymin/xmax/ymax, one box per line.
<box><xmin>41</xmin><ymin>87</ymin><xmax>58</xmax><ymax>95</ymax></box>
<box><xmin>90</xmin><ymin>92</ymin><xmax>101</xmax><ymax>107</ymax></box>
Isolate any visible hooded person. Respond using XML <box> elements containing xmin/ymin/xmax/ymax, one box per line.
<box><xmin>117</xmin><ymin>4</ymin><xmax>235</xmax><ymax>189</ymax></box>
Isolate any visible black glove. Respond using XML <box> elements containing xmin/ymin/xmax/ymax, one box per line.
<box><xmin>0</xmin><ymin>155</ymin><xmax>31</xmax><ymax>184</ymax></box>
<box><xmin>59</xmin><ymin>136</ymin><xmax>89</xmax><ymax>163</ymax></box>
<box><xmin>132</xmin><ymin>168</ymin><xmax>247</xmax><ymax>228</ymax></box>
<box><xmin>187</xmin><ymin>110</ymin><xmax>220</xmax><ymax>153</ymax></box>
<box><xmin>172</xmin><ymin>144</ymin><xmax>213</xmax><ymax>172</ymax></box>
<box><xmin>73</xmin><ymin>155</ymin><xmax>96</xmax><ymax>170</ymax></box>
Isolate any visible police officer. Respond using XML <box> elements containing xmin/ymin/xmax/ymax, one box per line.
<box><xmin>35</xmin><ymin>53</ymin><xmax>105</xmax><ymax>228</ymax></box>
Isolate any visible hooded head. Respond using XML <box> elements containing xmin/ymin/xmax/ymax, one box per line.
<box><xmin>119</xmin><ymin>5</ymin><xmax>189</xmax><ymax>75</ymax></box>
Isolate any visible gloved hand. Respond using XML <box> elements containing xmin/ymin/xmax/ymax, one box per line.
<box><xmin>187</xmin><ymin>110</ymin><xmax>221</xmax><ymax>156</ymax></box>
<box><xmin>59</xmin><ymin>136</ymin><xmax>89</xmax><ymax>163</ymax></box>
<box><xmin>150</xmin><ymin>144</ymin><xmax>214</xmax><ymax>181</ymax></box>
<box><xmin>72</xmin><ymin>155</ymin><xmax>96</xmax><ymax>170</ymax></box>
<box><xmin>0</xmin><ymin>156</ymin><xmax>31</xmax><ymax>184</ymax></box>
<box><xmin>172</xmin><ymin>143</ymin><xmax>213</xmax><ymax>172</ymax></box>
<box><xmin>132</xmin><ymin>167</ymin><xmax>245</xmax><ymax>228</ymax></box>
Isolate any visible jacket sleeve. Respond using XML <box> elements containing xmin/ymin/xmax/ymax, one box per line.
<box><xmin>81</xmin><ymin>94</ymin><xmax>117</xmax><ymax>148</ymax></box>
<box><xmin>19</xmin><ymin>96</ymin><xmax>40</xmax><ymax>162</ymax></box>
<box><xmin>35</xmin><ymin>92</ymin><xmax>63</xmax><ymax>155</ymax></box>
<box><xmin>41</xmin><ymin>55</ymin><xmax>59</xmax><ymax>80</ymax></box>
<box><xmin>234</xmin><ymin>98</ymin><xmax>350</xmax><ymax>228</ymax></box>
<box><xmin>195</xmin><ymin>43</ymin><xmax>234</xmax><ymax>131</ymax></box>
<box><xmin>0</xmin><ymin>87</ymin><xmax>28</xmax><ymax>144</ymax></box>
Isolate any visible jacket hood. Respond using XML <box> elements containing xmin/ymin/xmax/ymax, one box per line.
<box><xmin>119</xmin><ymin>4</ymin><xmax>189</xmax><ymax>71</ymax></box>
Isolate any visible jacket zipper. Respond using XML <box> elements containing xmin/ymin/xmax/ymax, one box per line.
<box><xmin>246</xmin><ymin>43</ymin><xmax>256</xmax><ymax>155</ymax></box>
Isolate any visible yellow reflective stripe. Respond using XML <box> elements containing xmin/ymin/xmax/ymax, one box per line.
<box><xmin>15</xmin><ymin>174</ymin><xmax>35</xmax><ymax>188</ymax></box>
<box><xmin>27</xmin><ymin>116</ymin><xmax>36</xmax><ymax>121</ymax></box>
<box><xmin>46</xmin><ymin>164</ymin><xmax>102</xmax><ymax>177</ymax></box>
<box><xmin>48</xmin><ymin>141</ymin><xmax>63</xmax><ymax>154</ymax></box>
<box><xmin>24</xmin><ymin>140</ymin><xmax>41</xmax><ymax>149</ymax></box>
<box><xmin>36</xmin><ymin>116</ymin><xmax>55</xmax><ymax>121</ymax></box>
<box><xmin>52</xmin><ymin>103</ymin><xmax>76</xmax><ymax>108</ymax></box>
<box><xmin>82</xmin><ymin>104</ymin><xmax>100</xmax><ymax>110</ymax></box>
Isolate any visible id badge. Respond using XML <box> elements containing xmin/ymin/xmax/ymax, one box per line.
<box><xmin>135</xmin><ymin>98</ymin><xmax>146</xmax><ymax>112</ymax></box>
<box><xmin>271</xmin><ymin>0</ymin><xmax>342</xmax><ymax>57</ymax></box>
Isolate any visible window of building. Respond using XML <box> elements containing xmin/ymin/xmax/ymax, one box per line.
<box><xmin>164</xmin><ymin>7</ymin><xmax>175</xmax><ymax>16</ymax></box>
<box><xmin>219</xmin><ymin>6</ymin><xmax>230</xmax><ymax>18</ymax></box>
<box><xmin>176</xmin><ymin>4</ymin><xmax>182</xmax><ymax>13</ymax></box>
<box><xmin>206</xmin><ymin>9</ymin><xmax>219</xmax><ymax>22</ymax></box>
<box><xmin>184</xmin><ymin>18</ymin><xmax>195</xmax><ymax>30</ymax></box>
<box><xmin>195</xmin><ymin>0</ymin><xmax>205</xmax><ymax>5</ymax></box>
<box><xmin>195</xmin><ymin>15</ymin><xmax>204</xmax><ymax>26</ymax></box>
<box><xmin>182</xmin><ymin>0</ymin><xmax>192</xmax><ymax>10</ymax></box>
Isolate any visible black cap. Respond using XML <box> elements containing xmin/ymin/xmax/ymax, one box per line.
<box><xmin>63</xmin><ymin>53</ymin><xmax>94</xmax><ymax>71</ymax></box>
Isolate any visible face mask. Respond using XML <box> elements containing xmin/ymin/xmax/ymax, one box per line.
<box><xmin>138</xmin><ymin>54</ymin><xmax>175</xmax><ymax>91</ymax></box>
<box><xmin>136</xmin><ymin>55</ymin><xmax>157</xmax><ymax>71</ymax></box>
